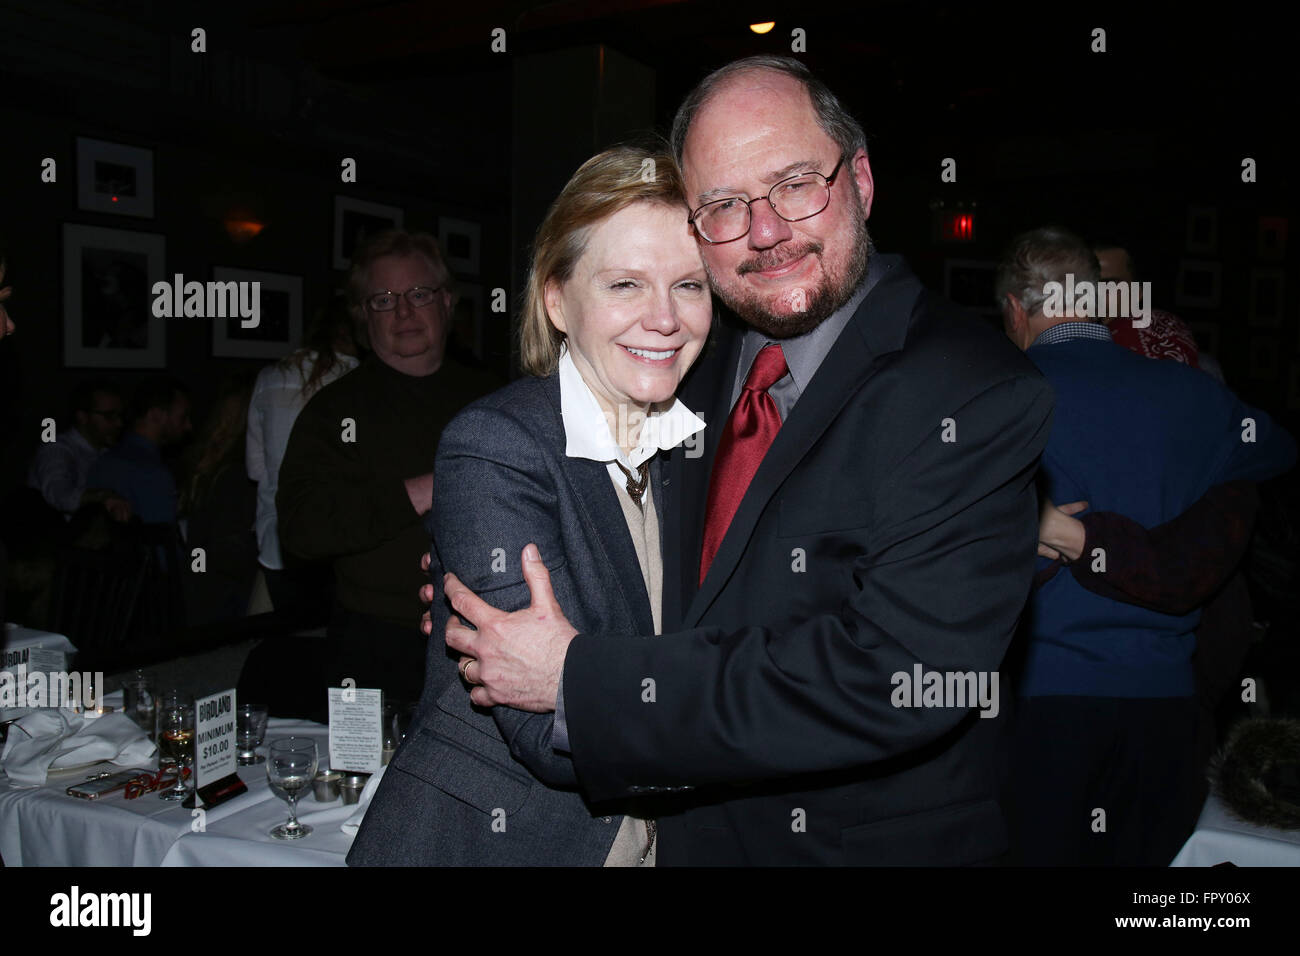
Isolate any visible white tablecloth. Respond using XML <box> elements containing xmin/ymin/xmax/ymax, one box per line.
<box><xmin>0</xmin><ymin>713</ymin><xmax>357</xmax><ymax>866</ymax></box>
<box><xmin>2</xmin><ymin>623</ymin><xmax>78</xmax><ymax>662</ymax></box>
<box><xmin>161</xmin><ymin>790</ymin><xmax>359</xmax><ymax>866</ymax></box>
<box><xmin>1170</xmin><ymin>791</ymin><xmax>1300</xmax><ymax>866</ymax></box>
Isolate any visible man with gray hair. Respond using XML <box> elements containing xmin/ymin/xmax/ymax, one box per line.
<box><xmin>997</xmin><ymin>226</ymin><xmax>1105</xmax><ymax>348</ymax></box>
<box><xmin>997</xmin><ymin>226</ymin><xmax>1295</xmax><ymax>864</ymax></box>
<box><xmin>276</xmin><ymin>230</ymin><xmax>499</xmax><ymax>717</ymax></box>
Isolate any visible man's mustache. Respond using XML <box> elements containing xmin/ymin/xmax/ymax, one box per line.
<box><xmin>736</xmin><ymin>241</ymin><xmax>823</xmax><ymax>276</ymax></box>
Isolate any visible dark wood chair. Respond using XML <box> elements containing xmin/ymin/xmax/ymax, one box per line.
<box><xmin>49</xmin><ymin>541</ymin><xmax>150</xmax><ymax>667</ymax></box>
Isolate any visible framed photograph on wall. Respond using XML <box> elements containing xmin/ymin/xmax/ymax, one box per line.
<box><xmin>1175</xmin><ymin>260</ymin><xmax>1222</xmax><ymax>310</ymax></box>
<box><xmin>439</xmin><ymin>217</ymin><xmax>482</xmax><ymax>275</ymax></box>
<box><xmin>63</xmin><ymin>224</ymin><xmax>166</xmax><ymax>368</ymax></box>
<box><xmin>1187</xmin><ymin>320</ymin><xmax>1221</xmax><ymax>358</ymax></box>
<box><xmin>943</xmin><ymin>259</ymin><xmax>1000</xmax><ymax>319</ymax></box>
<box><xmin>211</xmin><ymin>267</ymin><xmax>303</xmax><ymax>359</ymax></box>
<box><xmin>451</xmin><ymin>282</ymin><xmax>485</xmax><ymax>360</ymax></box>
<box><xmin>1258</xmin><ymin>216</ymin><xmax>1288</xmax><ymax>262</ymax></box>
<box><xmin>76</xmin><ymin>137</ymin><xmax>155</xmax><ymax>218</ymax></box>
<box><xmin>333</xmin><ymin>197</ymin><xmax>403</xmax><ymax>270</ymax></box>
<box><xmin>1248</xmin><ymin>337</ymin><xmax>1279</xmax><ymax>382</ymax></box>
<box><xmin>1248</xmin><ymin>269</ymin><xmax>1285</xmax><ymax>328</ymax></box>
<box><xmin>1185</xmin><ymin>206</ymin><xmax>1217</xmax><ymax>255</ymax></box>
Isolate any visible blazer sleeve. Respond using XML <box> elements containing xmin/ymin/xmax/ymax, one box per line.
<box><xmin>1218</xmin><ymin>394</ymin><xmax>1296</xmax><ymax>484</ymax></box>
<box><xmin>1068</xmin><ymin>481</ymin><xmax>1259</xmax><ymax>615</ymax></box>
<box><xmin>561</xmin><ymin>372</ymin><xmax>1054</xmax><ymax>801</ymax></box>
<box><xmin>430</xmin><ymin>403</ymin><xmax>583</xmax><ymax>789</ymax></box>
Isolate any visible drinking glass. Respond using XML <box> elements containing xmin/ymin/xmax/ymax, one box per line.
<box><xmin>155</xmin><ymin>688</ymin><xmax>180</xmax><ymax>743</ymax></box>
<box><xmin>123</xmin><ymin>671</ymin><xmax>156</xmax><ymax>740</ymax></box>
<box><xmin>236</xmin><ymin>703</ymin><xmax>269</xmax><ymax>765</ymax></box>
<box><xmin>157</xmin><ymin>701</ymin><xmax>195</xmax><ymax>801</ymax></box>
<box><xmin>267</xmin><ymin>737</ymin><xmax>318</xmax><ymax>840</ymax></box>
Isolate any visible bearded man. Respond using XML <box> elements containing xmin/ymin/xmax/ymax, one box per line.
<box><xmin>443</xmin><ymin>56</ymin><xmax>1055</xmax><ymax>865</ymax></box>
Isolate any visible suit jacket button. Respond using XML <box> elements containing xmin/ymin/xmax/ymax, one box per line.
<box><xmin>602</xmin><ymin>816</ymin><xmax>612</xmax><ymax>823</ymax></box>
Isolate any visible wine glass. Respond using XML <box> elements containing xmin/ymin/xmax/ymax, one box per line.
<box><xmin>236</xmin><ymin>704</ymin><xmax>269</xmax><ymax>765</ymax></box>
<box><xmin>123</xmin><ymin>671</ymin><xmax>156</xmax><ymax>741</ymax></box>
<box><xmin>267</xmin><ymin>737</ymin><xmax>318</xmax><ymax>840</ymax></box>
<box><xmin>158</xmin><ymin>701</ymin><xmax>195</xmax><ymax>801</ymax></box>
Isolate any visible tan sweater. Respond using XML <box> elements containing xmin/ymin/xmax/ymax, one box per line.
<box><xmin>602</xmin><ymin>469</ymin><xmax>661</xmax><ymax>867</ymax></box>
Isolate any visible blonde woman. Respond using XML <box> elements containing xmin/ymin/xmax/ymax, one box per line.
<box><xmin>351</xmin><ymin>145</ymin><xmax>710</xmax><ymax>866</ymax></box>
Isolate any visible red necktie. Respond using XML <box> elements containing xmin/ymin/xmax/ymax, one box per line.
<box><xmin>700</xmin><ymin>344</ymin><xmax>788</xmax><ymax>585</ymax></box>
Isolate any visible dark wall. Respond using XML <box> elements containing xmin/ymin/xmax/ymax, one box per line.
<box><xmin>3</xmin><ymin>0</ymin><xmax>1298</xmax><ymax>494</ymax></box>
<box><xmin>0</xmin><ymin>65</ymin><xmax>512</xmax><ymax>489</ymax></box>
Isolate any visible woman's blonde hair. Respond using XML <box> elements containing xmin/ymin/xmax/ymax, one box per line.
<box><xmin>519</xmin><ymin>144</ymin><xmax>688</xmax><ymax>377</ymax></box>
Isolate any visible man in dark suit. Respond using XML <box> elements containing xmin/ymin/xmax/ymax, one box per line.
<box><xmin>445</xmin><ymin>55</ymin><xmax>1054</xmax><ymax>864</ymax></box>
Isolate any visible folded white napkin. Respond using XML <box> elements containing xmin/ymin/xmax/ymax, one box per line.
<box><xmin>340</xmin><ymin>764</ymin><xmax>386</xmax><ymax>836</ymax></box>
<box><xmin>1</xmin><ymin>708</ymin><xmax>157</xmax><ymax>787</ymax></box>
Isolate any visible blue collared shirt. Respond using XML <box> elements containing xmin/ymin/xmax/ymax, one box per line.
<box><xmin>27</xmin><ymin>428</ymin><xmax>101</xmax><ymax>515</ymax></box>
<box><xmin>87</xmin><ymin>431</ymin><xmax>178</xmax><ymax>525</ymax></box>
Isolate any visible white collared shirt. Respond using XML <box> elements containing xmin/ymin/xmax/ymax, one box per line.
<box><xmin>557</xmin><ymin>348</ymin><xmax>705</xmax><ymax>482</ymax></box>
<box><xmin>246</xmin><ymin>350</ymin><xmax>361</xmax><ymax>568</ymax></box>
<box><xmin>27</xmin><ymin>428</ymin><xmax>101</xmax><ymax>516</ymax></box>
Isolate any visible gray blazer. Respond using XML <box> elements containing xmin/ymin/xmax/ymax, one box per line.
<box><xmin>348</xmin><ymin>372</ymin><xmax>662</xmax><ymax>865</ymax></box>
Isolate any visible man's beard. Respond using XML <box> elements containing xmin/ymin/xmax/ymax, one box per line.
<box><xmin>709</xmin><ymin>215</ymin><xmax>872</xmax><ymax>339</ymax></box>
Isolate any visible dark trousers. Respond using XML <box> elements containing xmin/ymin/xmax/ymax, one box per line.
<box><xmin>324</xmin><ymin>607</ymin><xmax>429</xmax><ymax>711</ymax></box>
<box><xmin>1009</xmin><ymin>695</ymin><xmax>1202</xmax><ymax>866</ymax></box>
<box><xmin>263</xmin><ymin>563</ymin><xmax>333</xmax><ymax>630</ymax></box>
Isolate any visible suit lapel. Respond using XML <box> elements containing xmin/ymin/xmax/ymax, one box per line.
<box><xmin>540</xmin><ymin>376</ymin><xmax>656</xmax><ymax>637</ymax></box>
<box><xmin>649</xmin><ymin>454</ymin><xmax>666</xmax><ymax>546</ymax></box>
<box><xmin>682</xmin><ymin>260</ymin><xmax>919</xmax><ymax>627</ymax></box>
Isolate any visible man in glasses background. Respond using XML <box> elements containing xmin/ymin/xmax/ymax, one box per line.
<box><xmin>445</xmin><ymin>56</ymin><xmax>1055</xmax><ymax>864</ymax></box>
<box><xmin>274</xmin><ymin>230</ymin><xmax>499</xmax><ymax>718</ymax></box>
<box><xmin>28</xmin><ymin>379</ymin><xmax>131</xmax><ymax>523</ymax></box>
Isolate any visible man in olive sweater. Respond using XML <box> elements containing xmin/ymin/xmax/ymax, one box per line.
<box><xmin>277</xmin><ymin>231</ymin><xmax>498</xmax><ymax>713</ymax></box>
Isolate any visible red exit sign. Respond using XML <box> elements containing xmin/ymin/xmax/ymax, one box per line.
<box><xmin>937</xmin><ymin>210</ymin><xmax>975</xmax><ymax>241</ymax></box>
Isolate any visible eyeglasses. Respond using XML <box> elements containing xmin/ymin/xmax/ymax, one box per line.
<box><xmin>365</xmin><ymin>286</ymin><xmax>444</xmax><ymax>312</ymax></box>
<box><xmin>688</xmin><ymin>156</ymin><xmax>847</xmax><ymax>244</ymax></box>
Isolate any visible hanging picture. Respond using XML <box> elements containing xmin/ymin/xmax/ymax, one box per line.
<box><xmin>439</xmin><ymin>217</ymin><xmax>482</xmax><ymax>275</ymax></box>
<box><xmin>77</xmin><ymin>137</ymin><xmax>155</xmax><ymax>218</ymax></box>
<box><xmin>451</xmin><ymin>281</ymin><xmax>485</xmax><ymax>360</ymax></box>
<box><xmin>944</xmin><ymin>259</ymin><xmax>1000</xmax><ymax>319</ymax></box>
<box><xmin>1247</xmin><ymin>337</ymin><xmax>1279</xmax><ymax>381</ymax></box>
<box><xmin>1248</xmin><ymin>269</ymin><xmax>1285</xmax><ymax>328</ymax></box>
<box><xmin>1185</xmin><ymin>206</ymin><xmax>1217</xmax><ymax>255</ymax></box>
<box><xmin>333</xmin><ymin>197</ymin><xmax>403</xmax><ymax>270</ymax></box>
<box><xmin>210</xmin><ymin>267</ymin><xmax>303</xmax><ymax>359</ymax></box>
<box><xmin>1255</xmin><ymin>216</ymin><xmax>1288</xmax><ymax>262</ymax></box>
<box><xmin>1175</xmin><ymin>260</ymin><xmax>1222</xmax><ymax>310</ymax></box>
<box><xmin>63</xmin><ymin>224</ymin><xmax>166</xmax><ymax>368</ymax></box>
